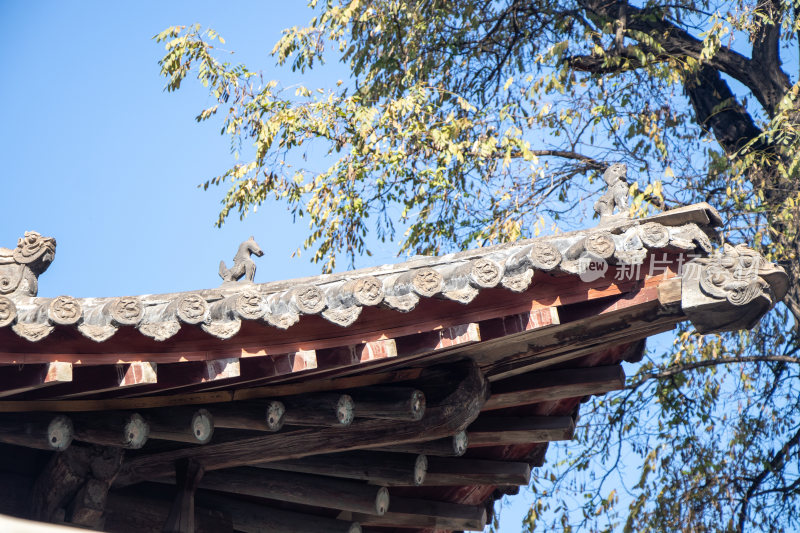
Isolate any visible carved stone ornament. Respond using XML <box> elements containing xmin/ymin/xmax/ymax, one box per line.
<box><xmin>469</xmin><ymin>258</ymin><xmax>502</xmax><ymax>288</ymax></box>
<box><xmin>383</xmin><ymin>292</ymin><xmax>420</xmax><ymax>312</ymax></box>
<box><xmin>411</xmin><ymin>268</ymin><xmax>443</xmax><ymax>297</ymax></box>
<box><xmin>139</xmin><ymin>321</ymin><xmax>181</xmax><ymax>341</ymax></box>
<box><xmin>111</xmin><ymin>297</ymin><xmax>144</xmax><ymax>326</ymax></box>
<box><xmin>350</xmin><ymin>276</ymin><xmax>384</xmax><ymax>306</ymax></box>
<box><xmin>236</xmin><ymin>290</ymin><xmax>265</xmax><ymax>320</ymax></box>
<box><xmin>202</xmin><ymin>319</ymin><xmax>242</xmax><ymax>339</ymax></box>
<box><xmin>593</xmin><ymin>163</ymin><xmax>630</xmax><ymax>219</ymax></box>
<box><xmin>12</xmin><ymin>322</ymin><xmax>54</xmax><ymax>342</ymax></box>
<box><xmin>584</xmin><ymin>232</ymin><xmax>616</xmax><ymax>260</ymax></box>
<box><xmin>219</xmin><ymin>236</ymin><xmax>264</xmax><ymax>283</ymax></box>
<box><xmin>0</xmin><ymin>231</ymin><xmax>56</xmax><ymax>297</ymax></box>
<box><xmin>48</xmin><ymin>295</ymin><xmax>82</xmax><ymax>326</ymax></box>
<box><xmin>0</xmin><ymin>296</ymin><xmax>17</xmax><ymax>327</ymax></box>
<box><xmin>528</xmin><ymin>242</ymin><xmax>562</xmax><ymax>271</ymax></box>
<box><xmin>264</xmin><ymin>311</ymin><xmax>300</xmax><ymax>330</ymax></box>
<box><xmin>293</xmin><ymin>285</ymin><xmax>326</xmax><ymax>314</ymax></box>
<box><xmin>78</xmin><ymin>323</ymin><xmax>118</xmax><ymax>343</ymax></box>
<box><xmin>501</xmin><ymin>270</ymin><xmax>534</xmax><ymax>293</ymax></box>
<box><xmin>681</xmin><ymin>243</ymin><xmax>789</xmax><ymax>333</ymax></box>
<box><xmin>322</xmin><ymin>306</ymin><xmax>362</xmax><ymax>327</ymax></box>
<box><xmin>443</xmin><ymin>286</ymin><xmax>480</xmax><ymax>304</ymax></box>
<box><xmin>638</xmin><ymin>222</ymin><xmax>671</xmax><ymax>249</ymax></box>
<box><xmin>176</xmin><ymin>294</ymin><xmax>208</xmax><ymax>325</ymax></box>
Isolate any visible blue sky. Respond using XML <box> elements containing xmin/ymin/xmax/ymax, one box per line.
<box><xmin>0</xmin><ymin>2</ymin><xmax>536</xmax><ymax>529</ymax></box>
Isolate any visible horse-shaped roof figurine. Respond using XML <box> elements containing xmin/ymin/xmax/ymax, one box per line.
<box><xmin>219</xmin><ymin>236</ymin><xmax>264</xmax><ymax>283</ymax></box>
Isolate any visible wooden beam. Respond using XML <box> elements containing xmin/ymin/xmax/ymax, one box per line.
<box><xmin>0</xmin><ymin>363</ymin><xmax>72</xmax><ymax>398</ymax></box>
<box><xmin>65</xmin><ymin>447</ymin><xmax>124</xmax><ymax>529</ymax></box>
<box><xmin>211</xmin><ymin>401</ymin><xmax>285</xmax><ymax>432</ymax></box>
<box><xmin>197</xmin><ymin>492</ymin><xmax>361</xmax><ymax>533</ymax></box>
<box><xmin>394</xmin><ymin>323</ymin><xmax>481</xmax><ymax>357</ymax></box>
<box><xmin>108</xmin><ymin>358</ymin><xmax>240</xmax><ymax>398</ymax></box>
<box><xmin>145</xmin><ymin>407</ymin><xmax>214</xmax><ymax>444</ymax></box>
<box><xmin>0</xmin><ymin>414</ymin><xmax>73</xmax><ymax>451</ymax></box>
<box><xmin>257</xmin><ymin>451</ymin><xmax>427</xmax><ymax>486</ymax></box>
<box><xmin>467</xmin><ymin>416</ymin><xmax>575</xmax><ymax>447</ymax></box>
<box><xmin>21</xmin><ymin>363</ymin><xmax>157</xmax><ymax>400</ymax></box>
<box><xmin>0</xmin><ymin>367</ymin><xmax>426</xmax><ymax>413</ymax></box>
<box><xmin>114</xmin><ymin>361</ymin><xmax>487</xmax><ymax>487</ymax></box>
<box><xmin>164</xmin><ymin>458</ymin><xmax>205</xmax><ymax>533</ymax></box>
<box><xmin>192</xmin><ymin>467</ymin><xmax>390</xmax><ymax>516</ymax></box>
<box><xmin>281</xmin><ymin>393</ymin><xmax>354</xmax><ymax>427</ymax></box>
<box><xmin>192</xmin><ymin>350</ymin><xmax>317</xmax><ymax>392</ymax></box>
<box><xmin>377</xmin><ymin>430</ymin><xmax>468</xmax><ymax>457</ymax></box>
<box><xmin>31</xmin><ymin>445</ymin><xmax>91</xmax><ymax>521</ymax></box>
<box><xmin>30</xmin><ymin>445</ymin><xmax>122</xmax><ymax>523</ymax></box>
<box><xmin>104</xmin><ymin>490</ymin><xmax>233</xmax><ymax>533</ymax></box>
<box><xmin>72</xmin><ymin>411</ymin><xmax>149</xmax><ymax>449</ymax></box>
<box><xmin>483</xmin><ymin>365</ymin><xmax>626</xmax><ymax>411</ymax></box>
<box><xmin>423</xmin><ymin>457</ymin><xmax>531</xmax><ymax>486</ymax></box>
<box><xmin>343</xmin><ymin>496</ymin><xmax>486</xmax><ymax>531</ymax></box>
<box><xmin>317</xmin><ymin>340</ymin><xmax>397</xmax><ymax>367</ymax></box>
<box><xmin>349</xmin><ymin>387</ymin><xmax>425</xmax><ymax>421</ymax></box>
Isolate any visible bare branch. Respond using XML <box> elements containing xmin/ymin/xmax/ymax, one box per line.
<box><xmin>627</xmin><ymin>355</ymin><xmax>800</xmax><ymax>390</ymax></box>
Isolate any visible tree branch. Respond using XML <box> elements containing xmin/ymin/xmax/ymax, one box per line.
<box><xmin>684</xmin><ymin>65</ymin><xmax>766</xmax><ymax>154</ymax></box>
<box><xmin>627</xmin><ymin>355</ymin><xmax>800</xmax><ymax>390</ymax></box>
<box><xmin>737</xmin><ymin>425</ymin><xmax>800</xmax><ymax>532</ymax></box>
<box><xmin>578</xmin><ymin>0</ymin><xmax>791</xmax><ymax>115</ymax></box>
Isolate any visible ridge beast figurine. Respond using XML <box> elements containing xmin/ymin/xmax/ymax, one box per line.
<box><xmin>0</xmin><ymin>231</ymin><xmax>56</xmax><ymax>297</ymax></box>
<box><xmin>219</xmin><ymin>236</ymin><xmax>264</xmax><ymax>283</ymax></box>
<box><xmin>594</xmin><ymin>162</ymin><xmax>630</xmax><ymax>218</ymax></box>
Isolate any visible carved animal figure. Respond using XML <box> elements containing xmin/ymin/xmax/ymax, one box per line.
<box><xmin>219</xmin><ymin>236</ymin><xmax>264</xmax><ymax>283</ymax></box>
<box><xmin>593</xmin><ymin>163</ymin><xmax>629</xmax><ymax>217</ymax></box>
<box><xmin>0</xmin><ymin>231</ymin><xmax>57</xmax><ymax>297</ymax></box>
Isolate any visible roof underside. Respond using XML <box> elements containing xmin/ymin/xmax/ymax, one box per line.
<box><xmin>0</xmin><ymin>204</ymin><xmax>728</xmax><ymax>532</ymax></box>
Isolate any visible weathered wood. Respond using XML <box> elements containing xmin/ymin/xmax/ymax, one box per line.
<box><xmin>343</xmin><ymin>496</ymin><xmax>486</xmax><ymax>531</ymax></box>
<box><xmin>68</xmin><ymin>446</ymin><xmax>124</xmax><ymax>528</ymax></box>
<box><xmin>0</xmin><ymin>362</ymin><xmax>72</xmax><ymax>398</ymax></box>
<box><xmin>104</xmin><ymin>490</ymin><xmax>233</xmax><ymax>533</ymax></box>
<box><xmin>211</xmin><ymin>401</ymin><xmax>285</xmax><ymax>432</ymax></box>
<box><xmin>423</xmin><ymin>457</ymin><xmax>531</xmax><ymax>486</ymax></box>
<box><xmin>257</xmin><ymin>451</ymin><xmax>427</xmax><ymax>486</ymax></box>
<box><xmin>483</xmin><ymin>365</ymin><xmax>626</xmax><ymax>411</ymax></box>
<box><xmin>108</xmin><ymin>358</ymin><xmax>241</xmax><ymax>398</ymax></box>
<box><xmin>114</xmin><ymin>361</ymin><xmax>487</xmax><ymax>487</ymax></box>
<box><xmin>197</xmin><ymin>491</ymin><xmax>362</xmax><ymax>533</ymax></box>
<box><xmin>190</xmin><ymin>467</ymin><xmax>390</xmax><ymax>516</ymax></box>
<box><xmin>0</xmin><ymin>367</ymin><xmax>426</xmax><ymax>413</ymax></box>
<box><xmin>72</xmin><ymin>411</ymin><xmax>149</xmax><ymax>449</ymax></box>
<box><xmin>30</xmin><ymin>444</ymin><xmax>123</xmax><ymax>523</ymax></box>
<box><xmin>377</xmin><ymin>430</ymin><xmax>468</xmax><ymax>457</ymax></box>
<box><xmin>28</xmin><ymin>363</ymin><xmax>158</xmax><ymax>400</ymax></box>
<box><xmin>0</xmin><ymin>414</ymin><xmax>73</xmax><ymax>451</ymax></box>
<box><xmin>658</xmin><ymin>276</ymin><xmax>682</xmax><ymax>306</ymax></box>
<box><xmin>164</xmin><ymin>458</ymin><xmax>205</xmax><ymax>533</ymax></box>
<box><xmin>145</xmin><ymin>407</ymin><xmax>214</xmax><ymax>444</ymax></box>
<box><xmin>281</xmin><ymin>393</ymin><xmax>354</xmax><ymax>427</ymax></box>
<box><xmin>30</xmin><ymin>445</ymin><xmax>91</xmax><ymax>521</ymax></box>
<box><xmin>348</xmin><ymin>387</ymin><xmax>426</xmax><ymax>421</ymax></box>
<box><xmin>468</xmin><ymin>416</ymin><xmax>575</xmax><ymax>447</ymax></box>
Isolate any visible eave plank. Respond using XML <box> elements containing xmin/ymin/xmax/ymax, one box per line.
<box><xmin>423</xmin><ymin>457</ymin><xmax>531</xmax><ymax>486</ymax></box>
<box><xmin>0</xmin><ymin>363</ymin><xmax>72</xmax><ymax>398</ymax></box>
<box><xmin>14</xmin><ymin>363</ymin><xmax>156</xmax><ymax>400</ymax></box>
<box><xmin>467</xmin><ymin>416</ymin><xmax>575</xmax><ymax>447</ymax></box>
<box><xmin>343</xmin><ymin>496</ymin><xmax>486</xmax><ymax>531</ymax></box>
<box><xmin>483</xmin><ymin>365</ymin><xmax>625</xmax><ymax>411</ymax></box>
